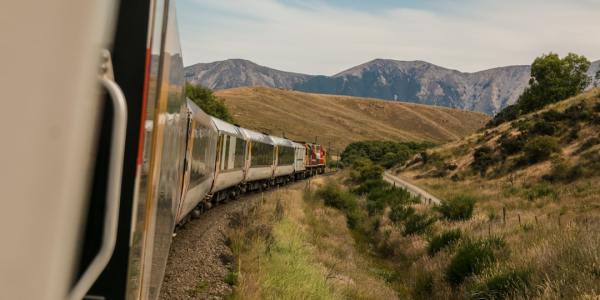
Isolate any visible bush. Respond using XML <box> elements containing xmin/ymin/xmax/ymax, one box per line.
<box><xmin>186</xmin><ymin>83</ymin><xmax>235</xmax><ymax>123</ymax></box>
<box><xmin>352</xmin><ymin>178</ymin><xmax>388</xmax><ymax>195</ymax></box>
<box><xmin>389</xmin><ymin>204</ymin><xmax>415</xmax><ymax>224</ymax></box>
<box><xmin>427</xmin><ymin>229</ymin><xmax>462</xmax><ymax>256</ymax></box>
<box><xmin>529</xmin><ymin>120</ymin><xmax>558</xmax><ymax>136</ymax></box>
<box><xmin>445</xmin><ymin>240</ymin><xmax>497</xmax><ymax>286</ymax></box>
<box><xmin>543</xmin><ymin>161</ymin><xmax>583</xmax><ymax>183</ymax></box>
<box><xmin>436</xmin><ymin>195</ymin><xmax>476</xmax><ymax>221</ymax></box>
<box><xmin>498</xmin><ymin>133</ymin><xmax>525</xmax><ymax>157</ymax></box>
<box><xmin>471</xmin><ymin>269</ymin><xmax>531</xmax><ymax>299</ymax></box>
<box><xmin>487</xmin><ymin>104</ymin><xmax>519</xmax><ymax>127</ymax></box>
<box><xmin>317</xmin><ymin>181</ymin><xmax>361</xmax><ymax>229</ymax></box>
<box><xmin>341</xmin><ymin>140</ymin><xmax>433</xmax><ymax>168</ymax></box>
<box><xmin>403</xmin><ymin>213</ymin><xmax>436</xmax><ymax>236</ymax></box>
<box><xmin>522</xmin><ymin>136</ymin><xmax>560</xmax><ymax>164</ymax></box>
<box><xmin>366</xmin><ymin>185</ymin><xmax>417</xmax><ymax>216</ymax></box>
<box><xmin>542</xmin><ymin>109</ymin><xmax>564</xmax><ymax>122</ymax></box>
<box><xmin>357</xmin><ymin>163</ymin><xmax>384</xmax><ymax>182</ymax></box>
<box><xmin>413</xmin><ymin>272</ymin><xmax>434</xmax><ymax>299</ymax></box>
<box><xmin>472</xmin><ymin>146</ymin><xmax>499</xmax><ymax>176</ymax></box>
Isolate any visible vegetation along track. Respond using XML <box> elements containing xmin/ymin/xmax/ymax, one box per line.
<box><xmin>160</xmin><ymin>177</ymin><xmax>329</xmax><ymax>299</ymax></box>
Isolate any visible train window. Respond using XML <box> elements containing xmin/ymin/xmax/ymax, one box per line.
<box><xmin>234</xmin><ymin>138</ymin><xmax>246</xmax><ymax>169</ymax></box>
<box><xmin>250</xmin><ymin>142</ymin><xmax>274</xmax><ymax>166</ymax></box>
<box><xmin>190</xmin><ymin>126</ymin><xmax>210</xmax><ymax>187</ymax></box>
<box><xmin>221</xmin><ymin>135</ymin><xmax>230</xmax><ymax>170</ymax></box>
<box><xmin>278</xmin><ymin>146</ymin><xmax>295</xmax><ymax>165</ymax></box>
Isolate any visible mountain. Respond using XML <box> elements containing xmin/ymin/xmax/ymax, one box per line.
<box><xmin>215</xmin><ymin>87</ymin><xmax>490</xmax><ymax>153</ymax></box>
<box><xmin>186</xmin><ymin>59</ymin><xmax>600</xmax><ymax>115</ymax></box>
<box><xmin>184</xmin><ymin>59</ymin><xmax>311</xmax><ymax>90</ymax></box>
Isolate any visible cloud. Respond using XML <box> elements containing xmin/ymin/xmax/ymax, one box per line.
<box><xmin>177</xmin><ymin>0</ymin><xmax>600</xmax><ymax>75</ymax></box>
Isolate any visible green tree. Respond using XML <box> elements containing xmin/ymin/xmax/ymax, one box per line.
<box><xmin>488</xmin><ymin>53</ymin><xmax>591</xmax><ymax>127</ymax></box>
<box><xmin>186</xmin><ymin>83</ymin><xmax>234</xmax><ymax>123</ymax></box>
<box><xmin>518</xmin><ymin>53</ymin><xmax>590</xmax><ymax>114</ymax></box>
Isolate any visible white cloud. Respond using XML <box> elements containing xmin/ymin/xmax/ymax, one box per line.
<box><xmin>177</xmin><ymin>0</ymin><xmax>600</xmax><ymax>75</ymax></box>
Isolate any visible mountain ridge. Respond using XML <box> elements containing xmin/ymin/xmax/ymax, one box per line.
<box><xmin>185</xmin><ymin>58</ymin><xmax>600</xmax><ymax>115</ymax></box>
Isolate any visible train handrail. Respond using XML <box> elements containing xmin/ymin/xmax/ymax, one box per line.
<box><xmin>69</xmin><ymin>51</ymin><xmax>128</xmax><ymax>300</ymax></box>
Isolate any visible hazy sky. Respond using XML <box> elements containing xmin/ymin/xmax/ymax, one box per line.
<box><xmin>177</xmin><ymin>0</ymin><xmax>600</xmax><ymax>75</ymax></box>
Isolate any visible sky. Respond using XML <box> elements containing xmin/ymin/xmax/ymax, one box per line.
<box><xmin>176</xmin><ymin>0</ymin><xmax>600</xmax><ymax>75</ymax></box>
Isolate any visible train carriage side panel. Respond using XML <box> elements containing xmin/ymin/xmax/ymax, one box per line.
<box><xmin>241</xmin><ymin>128</ymin><xmax>275</xmax><ymax>182</ymax></box>
<box><xmin>209</xmin><ymin>117</ymin><xmax>246</xmax><ymax>194</ymax></box>
<box><xmin>270</xmin><ymin>136</ymin><xmax>295</xmax><ymax>177</ymax></box>
<box><xmin>293</xmin><ymin>142</ymin><xmax>306</xmax><ymax>172</ymax></box>
<box><xmin>177</xmin><ymin>100</ymin><xmax>218</xmax><ymax>223</ymax></box>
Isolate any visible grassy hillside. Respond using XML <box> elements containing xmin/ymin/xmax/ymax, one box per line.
<box><xmin>215</xmin><ymin>87</ymin><xmax>489</xmax><ymax>153</ymax></box>
<box><xmin>386</xmin><ymin>88</ymin><xmax>600</xmax><ymax>298</ymax></box>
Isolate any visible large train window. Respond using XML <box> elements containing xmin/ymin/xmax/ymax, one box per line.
<box><xmin>278</xmin><ymin>146</ymin><xmax>295</xmax><ymax>165</ymax></box>
<box><xmin>251</xmin><ymin>142</ymin><xmax>274</xmax><ymax>166</ymax></box>
<box><xmin>234</xmin><ymin>138</ymin><xmax>246</xmax><ymax>169</ymax></box>
<box><xmin>190</xmin><ymin>125</ymin><xmax>210</xmax><ymax>186</ymax></box>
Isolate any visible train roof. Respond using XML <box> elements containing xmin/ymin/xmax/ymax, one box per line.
<box><xmin>269</xmin><ymin>135</ymin><xmax>295</xmax><ymax>148</ymax></box>
<box><xmin>239</xmin><ymin>128</ymin><xmax>275</xmax><ymax>145</ymax></box>
<box><xmin>210</xmin><ymin>116</ymin><xmax>244</xmax><ymax>138</ymax></box>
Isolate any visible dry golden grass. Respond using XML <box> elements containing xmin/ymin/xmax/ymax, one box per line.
<box><xmin>216</xmin><ymin>87</ymin><xmax>489</xmax><ymax>153</ymax></box>
<box><xmin>384</xmin><ymin>88</ymin><xmax>600</xmax><ymax>298</ymax></box>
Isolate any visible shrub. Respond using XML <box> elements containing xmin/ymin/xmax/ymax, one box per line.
<box><xmin>563</xmin><ymin>103</ymin><xmax>592</xmax><ymax>124</ymax></box>
<box><xmin>413</xmin><ymin>272</ymin><xmax>434</xmax><ymax>299</ymax></box>
<box><xmin>317</xmin><ymin>181</ymin><xmax>361</xmax><ymax>229</ymax></box>
<box><xmin>357</xmin><ymin>163</ymin><xmax>384</xmax><ymax>182</ymax></box>
<box><xmin>427</xmin><ymin>229</ymin><xmax>462</xmax><ymax>256</ymax></box>
<box><xmin>542</xmin><ymin>109</ymin><xmax>564</xmax><ymax>122</ymax></box>
<box><xmin>436</xmin><ymin>195</ymin><xmax>476</xmax><ymax>221</ymax></box>
<box><xmin>471</xmin><ymin>269</ymin><xmax>531</xmax><ymax>299</ymax></box>
<box><xmin>522</xmin><ymin>136</ymin><xmax>560</xmax><ymax>164</ymax></box>
<box><xmin>186</xmin><ymin>83</ymin><xmax>235</xmax><ymax>123</ymax></box>
<box><xmin>403</xmin><ymin>213</ymin><xmax>436</xmax><ymax>236</ymax></box>
<box><xmin>543</xmin><ymin>161</ymin><xmax>583</xmax><ymax>183</ymax></box>
<box><xmin>445</xmin><ymin>240</ymin><xmax>497</xmax><ymax>286</ymax></box>
<box><xmin>529</xmin><ymin>120</ymin><xmax>558</xmax><ymax>136</ymax></box>
<box><xmin>389</xmin><ymin>204</ymin><xmax>415</xmax><ymax>224</ymax></box>
<box><xmin>366</xmin><ymin>185</ymin><xmax>417</xmax><ymax>216</ymax></box>
<box><xmin>472</xmin><ymin>146</ymin><xmax>499</xmax><ymax>176</ymax></box>
<box><xmin>487</xmin><ymin>104</ymin><xmax>519</xmax><ymax>127</ymax></box>
<box><xmin>352</xmin><ymin>178</ymin><xmax>388</xmax><ymax>195</ymax></box>
<box><xmin>341</xmin><ymin>140</ymin><xmax>432</xmax><ymax>168</ymax></box>
<box><xmin>498</xmin><ymin>133</ymin><xmax>525</xmax><ymax>157</ymax></box>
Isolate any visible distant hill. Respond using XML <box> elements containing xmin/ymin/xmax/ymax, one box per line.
<box><xmin>185</xmin><ymin>59</ymin><xmax>600</xmax><ymax>115</ymax></box>
<box><xmin>214</xmin><ymin>87</ymin><xmax>490</xmax><ymax>153</ymax></box>
<box><xmin>184</xmin><ymin>59</ymin><xmax>311</xmax><ymax>90</ymax></box>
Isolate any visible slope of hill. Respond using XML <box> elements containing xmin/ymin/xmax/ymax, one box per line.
<box><xmin>185</xmin><ymin>59</ymin><xmax>600</xmax><ymax>115</ymax></box>
<box><xmin>381</xmin><ymin>88</ymin><xmax>600</xmax><ymax>298</ymax></box>
<box><xmin>215</xmin><ymin>87</ymin><xmax>489</xmax><ymax>153</ymax></box>
<box><xmin>184</xmin><ymin>59</ymin><xmax>311</xmax><ymax>90</ymax></box>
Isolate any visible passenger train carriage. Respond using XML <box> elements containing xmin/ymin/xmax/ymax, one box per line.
<box><xmin>1</xmin><ymin>1</ymin><xmax>326</xmax><ymax>299</ymax></box>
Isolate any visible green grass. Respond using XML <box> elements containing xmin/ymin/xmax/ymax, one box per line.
<box><xmin>256</xmin><ymin>218</ymin><xmax>335</xmax><ymax>299</ymax></box>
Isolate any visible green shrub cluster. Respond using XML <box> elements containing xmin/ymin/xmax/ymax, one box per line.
<box><xmin>488</xmin><ymin>52</ymin><xmax>591</xmax><ymax>126</ymax></box>
<box><xmin>413</xmin><ymin>272</ymin><xmax>434</xmax><ymax>299</ymax></box>
<box><xmin>470</xmin><ymin>269</ymin><xmax>531</xmax><ymax>299</ymax></box>
<box><xmin>317</xmin><ymin>181</ymin><xmax>361</xmax><ymax>229</ymax></box>
<box><xmin>471</xmin><ymin>146</ymin><xmax>500</xmax><ymax>176</ymax></box>
<box><xmin>402</xmin><ymin>213</ymin><xmax>436</xmax><ymax>236</ymax></box>
<box><xmin>436</xmin><ymin>195</ymin><xmax>476</xmax><ymax>221</ymax></box>
<box><xmin>522</xmin><ymin>136</ymin><xmax>560</xmax><ymax>164</ymax></box>
<box><xmin>427</xmin><ymin>229</ymin><xmax>462</xmax><ymax>256</ymax></box>
<box><xmin>445</xmin><ymin>238</ymin><xmax>504</xmax><ymax>286</ymax></box>
<box><xmin>341</xmin><ymin>140</ymin><xmax>433</xmax><ymax>169</ymax></box>
<box><xmin>186</xmin><ymin>83</ymin><xmax>234</xmax><ymax>123</ymax></box>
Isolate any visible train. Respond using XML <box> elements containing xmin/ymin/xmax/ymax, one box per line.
<box><xmin>0</xmin><ymin>0</ymin><xmax>327</xmax><ymax>299</ymax></box>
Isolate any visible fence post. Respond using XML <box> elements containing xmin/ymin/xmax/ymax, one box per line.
<box><xmin>502</xmin><ymin>207</ymin><xmax>506</xmax><ymax>225</ymax></box>
<box><xmin>518</xmin><ymin>214</ymin><xmax>521</xmax><ymax>226</ymax></box>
